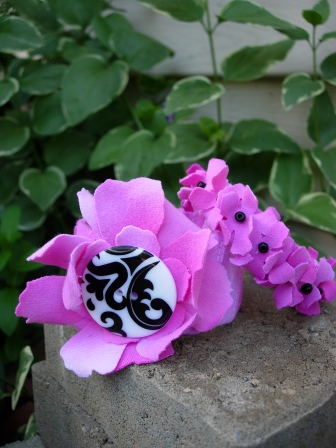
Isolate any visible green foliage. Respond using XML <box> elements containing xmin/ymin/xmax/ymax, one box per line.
<box><xmin>222</xmin><ymin>40</ymin><xmax>294</xmax><ymax>82</ymax></box>
<box><xmin>282</xmin><ymin>74</ymin><xmax>325</xmax><ymax>110</ymax></box>
<box><xmin>164</xmin><ymin>76</ymin><xmax>225</xmax><ymax>114</ymax></box>
<box><xmin>0</xmin><ymin>0</ymin><xmax>335</xmax><ymax>440</ymax></box>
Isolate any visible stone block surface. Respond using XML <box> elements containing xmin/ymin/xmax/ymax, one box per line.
<box><xmin>2</xmin><ymin>436</ymin><xmax>45</xmax><ymax>448</ymax></box>
<box><xmin>35</xmin><ymin>274</ymin><xmax>336</xmax><ymax>447</ymax></box>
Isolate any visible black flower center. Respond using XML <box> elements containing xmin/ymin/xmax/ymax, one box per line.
<box><xmin>301</xmin><ymin>283</ymin><xmax>313</xmax><ymax>295</ymax></box>
<box><xmin>197</xmin><ymin>181</ymin><xmax>206</xmax><ymax>188</ymax></box>
<box><xmin>258</xmin><ymin>242</ymin><xmax>269</xmax><ymax>253</ymax></box>
<box><xmin>235</xmin><ymin>212</ymin><xmax>246</xmax><ymax>222</ymax></box>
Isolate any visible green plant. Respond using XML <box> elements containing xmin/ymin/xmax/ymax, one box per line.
<box><xmin>0</xmin><ymin>0</ymin><xmax>336</xmax><ymax>440</ymax></box>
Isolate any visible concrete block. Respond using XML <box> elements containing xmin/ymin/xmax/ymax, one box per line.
<box><xmin>2</xmin><ymin>436</ymin><xmax>45</xmax><ymax>448</ymax></box>
<box><xmin>35</xmin><ymin>274</ymin><xmax>336</xmax><ymax>447</ymax></box>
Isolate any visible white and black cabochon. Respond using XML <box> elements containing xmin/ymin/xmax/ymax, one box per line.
<box><xmin>81</xmin><ymin>246</ymin><xmax>177</xmax><ymax>338</ymax></box>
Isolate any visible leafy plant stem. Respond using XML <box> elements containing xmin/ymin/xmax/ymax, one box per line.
<box><xmin>312</xmin><ymin>25</ymin><xmax>318</xmax><ymax>80</ymax></box>
<box><xmin>202</xmin><ymin>0</ymin><xmax>222</xmax><ymax>125</ymax></box>
<box><xmin>311</xmin><ymin>25</ymin><xmax>321</xmax><ymax>149</ymax></box>
<box><xmin>122</xmin><ymin>94</ymin><xmax>144</xmax><ymax>130</ymax></box>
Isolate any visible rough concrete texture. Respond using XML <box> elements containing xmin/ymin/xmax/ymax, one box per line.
<box><xmin>2</xmin><ymin>436</ymin><xmax>45</xmax><ymax>448</ymax></box>
<box><xmin>34</xmin><ymin>274</ymin><xmax>336</xmax><ymax>447</ymax></box>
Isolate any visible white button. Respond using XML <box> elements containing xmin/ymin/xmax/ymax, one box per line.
<box><xmin>81</xmin><ymin>246</ymin><xmax>177</xmax><ymax>338</ymax></box>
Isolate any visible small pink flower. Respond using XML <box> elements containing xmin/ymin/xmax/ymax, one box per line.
<box><xmin>178</xmin><ymin>158</ymin><xmax>228</xmax><ymax>214</ymax></box>
<box><xmin>244</xmin><ymin>207</ymin><xmax>289</xmax><ymax>278</ymax></box>
<box><xmin>217</xmin><ymin>183</ymin><xmax>258</xmax><ymax>257</ymax></box>
<box><xmin>17</xmin><ymin>178</ymin><xmax>234</xmax><ymax>377</ymax></box>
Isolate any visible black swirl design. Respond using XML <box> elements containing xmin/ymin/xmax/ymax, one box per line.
<box><xmin>84</xmin><ymin>246</ymin><xmax>173</xmax><ymax>336</ymax></box>
<box><xmin>101</xmin><ymin>311</ymin><xmax>126</xmax><ymax>337</ymax></box>
<box><xmin>127</xmin><ymin>262</ymin><xmax>173</xmax><ymax>330</ymax></box>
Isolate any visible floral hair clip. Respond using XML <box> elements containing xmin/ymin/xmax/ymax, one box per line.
<box><xmin>16</xmin><ymin>159</ymin><xmax>336</xmax><ymax>377</ymax></box>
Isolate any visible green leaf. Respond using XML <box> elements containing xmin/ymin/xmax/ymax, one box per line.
<box><xmin>12</xmin><ymin>346</ymin><xmax>34</xmax><ymax>410</ymax></box>
<box><xmin>115</xmin><ymin>129</ymin><xmax>175</xmax><ymax>180</ymax></box>
<box><xmin>226</xmin><ymin>152</ymin><xmax>275</xmax><ymax>192</ymax></box>
<box><xmin>164</xmin><ymin>76</ymin><xmax>225</xmax><ymax>115</ymax></box>
<box><xmin>11</xmin><ymin>195</ymin><xmax>46</xmax><ymax>231</ymax></box>
<box><xmin>0</xmin><ymin>250</ymin><xmax>11</xmax><ymax>270</ymax></box>
<box><xmin>0</xmin><ymin>118</ymin><xmax>30</xmax><ymax>157</ymax></box>
<box><xmin>222</xmin><ymin>39</ymin><xmax>294</xmax><ymax>82</ymax></box>
<box><xmin>24</xmin><ymin>413</ymin><xmax>37</xmax><ymax>440</ymax></box>
<box><xmin>228</xmin><ymin>120</ymin><xmax>300</xmax><ymax>155</ymax></box>
<box><xmin>0</xmin><ymin>16</ymin><xmax>43</xmax><ymax>53</ymax></box>
<box><xmin>0</xmin><ymin>78</ymin><xmax>19</xmax><ymax>107</ymax></box>
<box><xmin>151</xmin><ymin>163</ymin><xmax>186</xmax><ymax>206</ymax></box>
<box><xmin>83</xmin><ymin>100</ymin><xmax>130</xmax><ymax>136</ymax></box>
<box><xmin>302</xmin><ymin>10</ymin><xmax>324</xmax><ymax>25</ymax></box>
<box><xmin>0</xmin><ymin>204</ymin><xmax>21</xmax><ymax>244</ymax></box>
<box><xmin>320</xmin><ymin>31</ymin><xmax>336</xmax><ymax>42</ymax></box>
<box><xmin>44</xmin><ymin>130</ymin><xmax>92</xmax><ymax>175</ymax></box>
<box><xmin>136</xmin><ymin>0</ymin><xmax>204</xmax><ymax>22</ymax></box>
<box><xmin>303</xmin><ymin>0</ymin><xmax>330</xmax><ymax>25</ymax></box>
<box><xmin>110</xmin><ymin>30</ymin><xmax>173</xmax><ymax>71</ymax></box>
<box><xmin>307</xmin><ymin>90</ymin><xmax>336</xmax><ymax>147</ymax></box>
<box><xmin>282</xmin><ymin>73</ymin><xmax>325</xmax><ymax>110</ymax></box>
<box><xmin>65</xmin><ymin>179</ymin><xmax>100</xmax><ymax>218</ymax></box>
<box><xmin>8</xmin><ymin>239</ymin><xmax>41</xmax><ymax>272</ymax></box>
<box><xmin>9</xmin><ymin>0</ymin><xmax>60</xmax><ymax>33</ymax></box>
<box><xmin>164</xmin><ymin>122</ymin><xmax>215</xmax><ymax>163</ymax></box>
<box><xmin>0</xmin><ymin>288</ymin><xmax>20</xmax><ymax>336</ymax></box>
<box><xmin>288</xmin><ymin>192</ymin><xmax>336</xmax><ymax>234</ymax></box>
<box><xmin>92</xmin><ymin>13</ymin><xmax>133</xmax><ymax>48</ymax></box>
<box><xmin>199</xmin><ymin>117</ymin><xmax>225</xmax><ymax>142</ymax></box>
<box><xmin>58</xmin><ymin>37</ymin><xmax>110</xmax><ymax>63</ymax></box>
<box><xmin>19</xmin><ymin>166</ymin><xmax>67</xmax><ymax>211</ymax></box>
<box><xmin>19</xmin><ymin>62</ymin><xmax>67</xmax><ymax>95</ymax></box>
<box><xmin>218</xmin><ymin>0</ymin><xmax>309</xmax><ymax>40</ymax></box>
<box><xmin>89</xmin><ymin>126</ymin><xmax>134</xmax><ymax>170</ymax></box>
<box><xmin>321</xmin><ymin>53</ymin><xmax>336</xmax><ymax>86</ymax></box>
<box><xmin>62</xmin><ymin>56</ymin><xmax>129</xmax><ymax>126</ymax></box>
<box><xmin>291</xmin><ymin>232</ymin><xmax>328</xmax><ymax>258</ymax></box>
<box><xmin>269</xmin><ymin>153</ymin><xmax>312</xmax><ymax>207</ymax></box>
<box><xmin>0</xmin><ymin>161</ymin><xmax>26</xmax><ymax>205</ymax></box>
<box><xmin>32</xmin><ymin>91</ymin><xmax>68</xmax><ymax>136</ymax></box>
<box><xmin>48</xmin><ymin>0</ymin><xmax>104</xmax><ymax>28</ymax></box>
<box><xmin>312</xmin><ymin>146</ymin><xmax>336</xmax><ymax>189</ymax></box>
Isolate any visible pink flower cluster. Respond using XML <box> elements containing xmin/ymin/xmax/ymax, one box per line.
<box><xmin>179</xmin><ymin>159</ymin><xmax>336</xmax><ymax>316</ymax></box>
<box><xmin>16</xmin><ymin>158</ymin><xmax>336</xmax><ymax>377</ymax></box>
<box><xmin>16</xmin><ymin>177</ymin><xmax>239</xmax><ymax>377</ymax></box>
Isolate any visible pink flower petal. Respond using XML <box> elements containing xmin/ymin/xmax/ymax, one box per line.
<box><xmin>115</xmin><ymin>226</ymin><xmax>160</xmax><ymax>256</ymax></box>
<box><xmin>189</xmin><ymin>189</ymin><xmax>216</xmax><ymax>211</ymax></box>
<box><xmin>296</xmin><ymin>301</ymin><xmax>320</xmax><ymax>316</ymax></box>
<box><xmin>161</xmin><ymin>229</ymin><xmax>210</xmax><ymax>277</ymax></box>
<box><xmin>16</xmin><ymin>276</ymin><xmax>81</xmax><ymax>325</ymax></box>
<box><xmin>163</xmin><ymin>258</ymin><xmax>190</xmax><ymax>303</ymax></box>
<box><xmin>207</xmin><ymin>158</ymin><xmax>228</xmax><ymax>191</ymax></box>
<box><xmin>192</xmin><ymin>259</ymin><xmax>233</xmax><ymax>332</ymax></box>
<box><xmin>63</xmin><ymin>240</ymin><xmax>110</xmax><ymax>310</ymax></box>
<box><xmin>319</xmin><ymin>281</ymin><xmax>336</xmax><ymax>302</ymax></box>
<box><xmin>74</xmin><ymin>219</ymin><xmax>96</xmax><ymax>239</ymax></box>
<box><xmin>157</xmin><ymin>200</ymin><xmax>200</xmax><ymax>248</ymax></box>
<box><xmin>77</xmin><ymin>188</ymin><xmax>101</xmax><ymax>237</ymax></box>
<box><xmin>136</xmin><ymin>305</ymin><xmax>194</xmax><ymax>361</ymax></box>
<box><xmin>268</xmin><ymin>262</ymin><xmax>296</xmax><ymax>285</ymax></box>
<box><xmin>115</xmin><ymin>343</ymin><xmax>153</xmax><ymax>371</ymax></box>
<box><xmin>28</xmin><ymin>234</ymin><xmax>89</xmax><ymax>269</ymax></box>
<box><xmin>274</xmin><ymin>283</ymin><xmax>295</xmax><ymax>308</ymax></box>
<box><xmin>94</xmin><ymin>178</ymin><xmax>164</xmax><ymax>244</ymax></box>
<box><xmin>60</xmin><ymin>322</ymin><xmax>126</xmax><ymax>377</ymax></box>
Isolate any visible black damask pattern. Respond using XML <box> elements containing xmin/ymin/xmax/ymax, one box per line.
<box><xmin>84</xmin><ymin>246</ymin><xmax>173</xmax><ymax>337</ymax></box>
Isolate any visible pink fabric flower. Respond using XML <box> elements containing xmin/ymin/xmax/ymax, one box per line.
<box><xmin>216</xmin><ymin>183</ymin><xmax>258</xmax><ymax>258</ymax></box>
<box><xmin>244</xmin><ymin>207</ymin><xmax>289</xmax><ymax>278</ymax></box>
<box><xmin>178</xmin><ymin>158</ymin><xmax>229</xmax><ymax>214</ymax></box>
<box><xmin>17</xmin><ymin>178</ymin><xmax>234</xmax><ymax>377</ymax></box>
